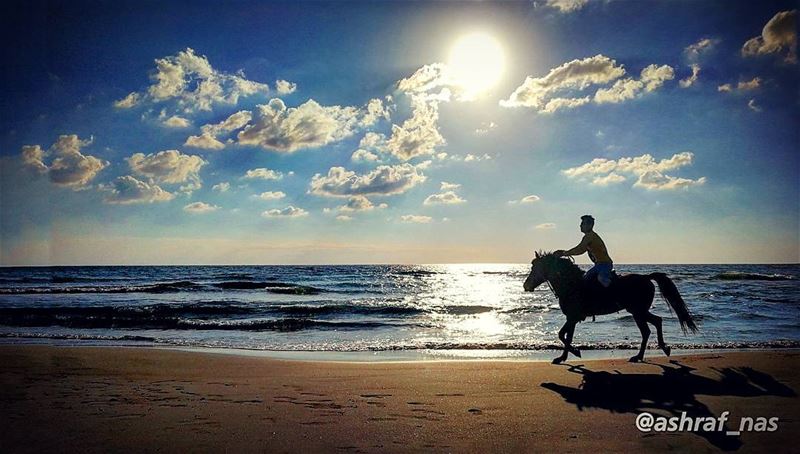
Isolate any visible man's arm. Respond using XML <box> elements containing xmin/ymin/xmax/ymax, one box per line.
<box><xmin>558</xmin><ymin>235</ymin><xmax>590</xmax><ymax>257</ymax></box>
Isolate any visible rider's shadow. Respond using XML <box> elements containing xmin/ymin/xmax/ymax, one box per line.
<box><xmin>541</xmin><ymin>360</ymin><xmax>795</xmax><ymax>451</ymax></box>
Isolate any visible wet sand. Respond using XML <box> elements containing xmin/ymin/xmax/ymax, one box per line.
<box><xmin>1</xmin><ymin>346</ymin><xmax>798</xmax><ymax>453</ymax></box>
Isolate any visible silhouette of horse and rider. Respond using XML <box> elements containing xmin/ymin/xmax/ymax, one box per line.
<box><xmin>524</xmin><ymin>215</ymin><xmax>698</xmax><ymax>364</ymax></box>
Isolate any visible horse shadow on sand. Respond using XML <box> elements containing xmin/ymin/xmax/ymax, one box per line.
<box><xmin>541</xmin><ymin>359</ymin><xmax>795</xmax><ymax>451</ymax></box>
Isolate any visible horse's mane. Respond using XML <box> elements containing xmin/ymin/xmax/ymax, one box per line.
<box><xmin>535</xmin><ymin>250</ymin><xmax>585</xmax><ymax>281</ymax></box>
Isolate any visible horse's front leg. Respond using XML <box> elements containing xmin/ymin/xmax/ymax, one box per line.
<box><xmin>553</xmin><ymin>319</ymin><xmax>579</xmax><ymax>364</ymax></box>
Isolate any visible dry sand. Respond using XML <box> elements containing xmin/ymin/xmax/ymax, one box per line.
<box><xmin>1</xmin><ymin>346</ymin><xmax>798</xmax><ymax>453</ymax></box>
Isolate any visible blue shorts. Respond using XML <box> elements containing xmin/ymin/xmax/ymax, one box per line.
<box><xmin>585</xmin><ymin>263</ymin><xmax>613</xmax><ymax>288</ymax></box>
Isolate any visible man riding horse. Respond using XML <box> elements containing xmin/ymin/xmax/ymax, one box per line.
<box><xmin>554</xmin><ymin>215</ymin><xmax>613</xmax><ymax>288</ymax></box>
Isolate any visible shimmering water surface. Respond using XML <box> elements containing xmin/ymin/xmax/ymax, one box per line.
<box><xmin>0</xmin><ymin>264</ymin><xmax>798</xmax><ymax>357</ymax></box>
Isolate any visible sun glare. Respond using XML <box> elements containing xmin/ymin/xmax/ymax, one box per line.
<box><xmin>448</xmin><ymin>33</ymin><xmax>506</xmax><ymax>98</ymax></box>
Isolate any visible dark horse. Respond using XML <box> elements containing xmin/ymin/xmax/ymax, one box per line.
<box><xmin>523</xmin><ymin>251</ymin><xmax>697</xmax><ymax>364</ymax></box>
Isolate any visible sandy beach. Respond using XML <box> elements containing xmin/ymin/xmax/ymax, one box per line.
<box><xmin>1</xmin><ymin>346</ymin><xmax>797</xmax><ymax>453</ymax></box>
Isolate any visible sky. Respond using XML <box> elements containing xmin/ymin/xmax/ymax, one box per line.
<box><xmin>1</xmin><ymin>0</ymin><xmax>798</xmax><ymax>265</ymax></box>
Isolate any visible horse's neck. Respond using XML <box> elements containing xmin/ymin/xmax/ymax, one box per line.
<box><xmin>548</xmin><ymin>268</ymin><xmax>581</xmax><ymax>300</ymax></box>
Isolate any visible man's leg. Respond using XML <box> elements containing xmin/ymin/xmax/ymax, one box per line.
<box><xmin>598</xmin><ymin>263</ymin><xmax>612</xmax><ymax>287</ymax></box>
<box><xmin>584</xmin><ymin>265</ymin><xmax>599</xmax><ymax>284</ymax></box>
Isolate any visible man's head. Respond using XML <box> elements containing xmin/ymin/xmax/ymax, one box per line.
<box><xmin>580</xmin><ymin>214</ymin><xmax>595</xmax><ymax>233</ymax></box>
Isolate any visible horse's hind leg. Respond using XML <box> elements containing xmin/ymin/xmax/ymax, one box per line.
<box><xmin>630</xmin><ymin>314</ymin><xmax>650</xmax><ymax>363</ymax></box>
<box><xmin>646</xmin><ymin>312</ymin><xmax>671</xmax><ymax>356</ymax></box>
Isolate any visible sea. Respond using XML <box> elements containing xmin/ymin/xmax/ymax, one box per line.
<box><xmin>0</xmin><ymin>264</ymin><xmax>798</xmax><ymax>360</ymax></box>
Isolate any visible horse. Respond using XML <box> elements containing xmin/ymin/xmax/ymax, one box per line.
<box><xmin>523</xmin><ymin>251</ymin><xmax>697</xmax><ymax>364</ymax></box>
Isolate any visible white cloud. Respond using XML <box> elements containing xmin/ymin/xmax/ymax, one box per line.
<box><xmin>115</xmin><ymin>48</ymin><xmax>270</xmax><ymax>114</ymax></box>
<box><xmin>500</xmin><ymin>55</ymin><xmax>626</xmax><ymax>111</ymax></box>
<box><xmin>183</xmin><ymin>201</ymin><xmax>219</xmax><ymax>213</ymax></box>
<box><xmin>351</xmin><ymin>149</ymin><xmax>379</xmax><ymax>162</ymax></box>
<box><xmin>102</xmin><ymin>175</ymin><xmax>175</xmax><ymax>204</ymax></box>
<box><xmin>21</xmin><ymin>135</ymin><xmax>108</xmax><ymax>189</ymax></box>
<box><xmin>519</xmin><ymin>194</ymin><xmax>541</xmax><ymax>204</ymax></box>
<box><xmin>423</xmin><ymin>191</ymin><xmax>466</xmax><ymax>205</ymax></box>
<box><xmin>440</xmin><ymin>181</ymin><xmax>461</xmax><ymax>190</ymax></box>
<box><xmin>237</xmin><ymin>98</ymin><xmax>362</xmax><ymax>152</ymax></box>
<box><xmin>360</xmin><ymin>98</ymin><xmax>391</xmax><ymax>127</ymax></box>
<box><xmin>535</xmin><ymin>223</ymin><xmax>556</xmax><ymax>230</ymax></box>
<box><xmin>684</xmin><ymin>38</ymin><xmax>720</xmax><ymax>61</ymax></box>
<box><xmin>162</xmin><ymin>115</ymin><xmax>191</xmax><ymax>128</ymax></box>
<box><xmin>594</xmin><ymin>64</ymin><xmax>675</xmax><ymax>104</ymax></box>
<box><xmin>679</xmin><ymin>64</ymin><xmax>701</xmax><ymax>88</ymax></box>
<box><xmin>400</xmin><ymin>214</ymin><xmax>433</xmax><ymax>224</ymax></box>
<box><xmin>336</xmin><ymin>215</ymin><xmax>353</xmax><ymax>222</ymax></box>
<box><xmin>184</xmin><ymin>132</ymin><xmax>225</xmax><ymax>150</ymax></box>
<box><xmin>592</xmin><ymin>172</ymin><xmax>627</xmax><ymax>186</ymax></box>
<box><xmin>126</xmin><ymin>150</ymin><xmax>206</xmax><ymax>186</ymax></box>
<box><xmin>396</xmin><ymin>63</ymin><xmax>456</xmax><ymax>101</ymax></box>
<box><xmin>212</xmin><ymin>182</ymin><xmax>230</xmax><ymax>192</ymax></box>
<box><xmin>463</xmin><ymin>153</ymin><xmax>492</xmax><ymax>162</ymax></box>
<box><xmin>262</xmin><ymin>206</ymin><xmax>309</xmax><ymax>218</ymax></box>
<box><xmin>243</xmin><ymin>168</ymin><xmax>284</xmax><ymax>180</ymax></box>
<box><xmin>742</xmin><ymin>10</ymin><xmax>797</xmax><ymax>64</ymax></box>
<box><xmin>633</xmin><ymin>170</ymin><xmax>707</xmax><ymax>191</ymax></box>
<box><xmin>717</xmin><ymin>77</ymin><xmax>762</xmax><ymax>93</ymax></box>
<box><xmin>256</xmin><ymin>191</ymin><xmax>286</xmax><ymax>200</ymax></box>
<box><xmin>336</xmin><ymin>195</ymin><xmax>387</xmax><ymax>212</ymax></box>
<box><xmin>385</xmin><ymin>98</ymin><xmax>445</xmax><ymax>161</ymax></box>
<box><xmin>275</xmin><ymin>79</ymin><xmax>297</xmax><ymax>95</ymax></box>
<box><xmin>114</xmin><ymin>92</ymin><xmax>141</xmax><ymax>109</ymax></box>
<box><xmin>563</xmin><ymin>151</ymin><xmax>705</xmax><ymax>191</ymax></box>
<box><xmin>748</xmin><ymin>99</ymin><xmax>763</xmax><ymax>112</ymax></box>
<box><xmin>544</xmin><ymin>0</ymin><xmax>588</xmax><ymax>13</ymax></box>
<box><xmin>309</xmin><ymin>163</ymin><xmax>426</xmax><ymax>198</ymax></box>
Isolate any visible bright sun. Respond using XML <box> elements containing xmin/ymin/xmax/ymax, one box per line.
<box><xmin>448</xmin><ymin>33</ymin><xmax>506</xmax><ymax>98</ymax></box>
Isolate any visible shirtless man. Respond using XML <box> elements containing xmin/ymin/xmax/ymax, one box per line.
<box><xmin>554</xmin><ymin>215</ymin><xmax>614</xmax><ymax>288</ymax></box>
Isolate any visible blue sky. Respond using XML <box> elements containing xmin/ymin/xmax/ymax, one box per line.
<box><xmin>1</xmin><ymin>0</ymin><xmax>797</xmax><ymax>265</ymax></box>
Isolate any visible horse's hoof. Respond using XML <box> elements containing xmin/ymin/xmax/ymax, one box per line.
<box><xmin>662</xmin><ymin>346</ymin><xmax>671</xmax><ymax>357</ymax></box>
<box><xmin>552</xmin><ymin>357</ymin><xmax>565</xmax><ymax>364</ymax></box>
<box><xmin>629</xmin><ymin>355</ymin><xmax>642</xmax><ymax>363</ymax></box>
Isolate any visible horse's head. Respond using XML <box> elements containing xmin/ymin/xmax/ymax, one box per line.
<box><xmin>523</xmin><ymin>250</ymin><xmax>557</xmax><ymax>291</ymax></box>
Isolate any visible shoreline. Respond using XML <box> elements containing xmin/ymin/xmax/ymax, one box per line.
<box><xmin>2</xmin><ymin>336</ymin><xmax>800</xmax><ymax>362</ymax></box>
<box><xmin>2</xmin><ymin>344</ymin><xmax>798</xmax><ymax>452</ymax></box>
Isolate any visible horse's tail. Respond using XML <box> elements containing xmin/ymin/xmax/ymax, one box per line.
<box><xmin>649</xmin><ymin>272</ymin><xmax>698</xmax><ymax>334</ymax></box>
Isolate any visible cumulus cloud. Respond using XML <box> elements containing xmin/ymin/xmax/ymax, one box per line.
<box><xmin>500</xmin><ymin>55</ymin><xmax>626</xmax><ymax>111</ymax></box>
<box><xmin>336</xmin><ymin>195</ymin><xmax>387</xmax><ymax>212</ymax></box>
<box><xmin>262</xmin><ymin>206</ymin><xmax>309</xmax><ymax>218</ymax></box>
<box><xmin>275</xmin><ymin>79</ymin><xmax>297</xmax><ymax>95</ymax></box>
<box><xmin>463</xmin><ymin>153</ymin><xmax>493</xmax><ymax>162</ymax></box>
<box><xmin>126</xmin><ymin>150</ymin><xmax>206</xmax><ymax>187</ymax></box>
<box><xmin>351</xmin><ymin>149</ymin><xmax>379</xmax><ymax>162</ymax></box>
<box><xmin>684</xmin><ymin>38</ymin><xmax>720</xmax><ymax>61</ymax></box>
<box><xmin>21</xmin><ymin>135</ymin><xmax>108</xmax><ymax>189</ymax></box>
<box><xmin>351</xmin><ymin>132</ymin><xmax>387</xmax><ymax>162</ymax></box>
<box><xmin>256</xmin><ymin>191</ymin><xmax>286</xmax><ymax>200</ymax></box>
<box><xmin>509</xmin><ymin>194</ymin><xmax>541</xmax><ymax>204</ymax></box>
<box><xmin>385</xmin><ymin>98</ymin><xmax>445</xmax><ymax>161</ymax></box>
<box><xmin>718</xmin><ymin>77</ymin><xmax>762</xmax><ymax>93</ymax></box>
<box><xmin>114</xmin><ymin>48</ymin><xmax>270</xmax><ymax>113</ymax></box>
<box><xmin>237</xmin><ymin>98</ymin><xmax>363</xmax><ymax>152</ymax></box>
<box><xmin>535</xmin><ymin>223</ymin><xmax>556</xmax><ymax>230</ymax></box>
<box><xmin>212</xmin><ymin>182</ymin><xmax>230</xmax><ymax>192</ymax></box>
<box><xmin>543</xmin><ymin>0</ymin><xmax>588</xmax><ymax>13</ymax></box>
<box><xmin>243</xmin><ymin>168</ymin><xmax>284</xmax><ymax>180</ymax></box>
<box><xmin>742</xmin><ymin>10</ymin><xmax>797</xmax><ymax>64</ymax></box>
<box><xmin>396</xmin><ymin>63</ymin><xmax>456</xmax><ymax>101</ymax></box>
<box><xmin>423</xmin><ymin>190</ymin><xmax>466</xmax><ymax>205</ymax></box>
<box><xmin>679</xmin><ymin>64</ymin><xmax>701</xmax><ymax>88</ymax></box>
<box><xmin>162</xmin><ymin>114</ymin><xmax>191</xmax><ymax>128</ymax></box>
<box><xmin>102</xmin><ymin>175</ymin><xmax>175</xmax><ymax>204</ymax></box>
<box><xmin>309</xmin><ymin>163</ymin><xmax>426</xmax><ymax>198</ymax></box>
<box><xmin>184</xmin><ymin>110</ymin><xmax>252</xmax><ymax>150</ymax></box>
<box><xmin>400</xmin><ymin>214</ymin><xmax>433</xmax><ymax>224</ymax></box>
<box><xmin>563</xmin><ymin>151</ymin><xmax>705</xmax><ymax>190</ymax></box>
<box><xmin>594</xmin><ymin>64</ymin><xmax>675</xmax><ymax>104</ymax></box>
<box><xmin>183</xmin><ymin>201</ymin><xmax>219</xmax><ymax>213</ymax></box>
<box><xmin>360</xmin><ymin>98</ymin><xmax>391</xmax><ymax>127</ymax></box>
